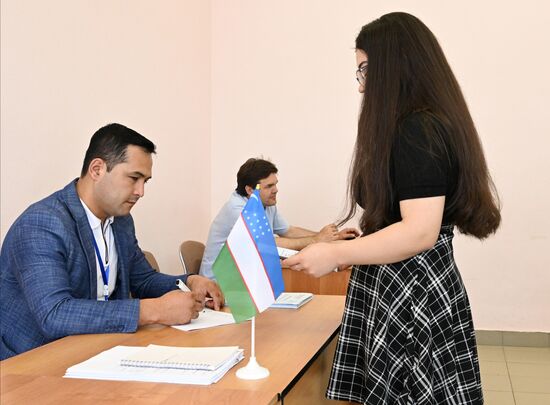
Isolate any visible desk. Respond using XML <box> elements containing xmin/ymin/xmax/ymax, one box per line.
<box><xmin>1</xmin><ymin>295</ymin><xmax>347</xmax><ymax>405</ymax></box>
<box><xmin>282</xmin><ymin>267</ymin><xmax>351</xmax><ymax>295</ymax></box>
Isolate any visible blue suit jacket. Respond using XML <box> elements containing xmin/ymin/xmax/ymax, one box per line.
<box><xmin>0</xmin><ymin>180</ymin><xmax>187</xmax><ymax>360</ymax></box>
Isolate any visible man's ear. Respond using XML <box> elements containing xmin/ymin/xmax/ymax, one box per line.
<box><xmin>87</xmin><ymin>158</ymin><xmax>106</xmax><ymax>181</ymax></box>
<box><xmin>245</xmin><ymin>185</ymin><xmax>253</xmax><ymax>197</ymax></box>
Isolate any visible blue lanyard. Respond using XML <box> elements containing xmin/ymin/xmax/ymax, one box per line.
<box><xmin>91</xmin><ymin>235</ymin><xmax>110</xmax><ymax>301</ymax></box>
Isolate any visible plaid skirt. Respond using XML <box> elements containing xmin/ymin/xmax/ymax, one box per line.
<box><xmin>326</xmin><ymin>226</ymin><xmax>483</xmax><ymax>404</ymax></box>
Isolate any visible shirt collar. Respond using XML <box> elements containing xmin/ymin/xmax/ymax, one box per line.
<box><xmin>80</xmin><ymin>199</ymin><xmax>114</xmax><ymax>230</ymax></box>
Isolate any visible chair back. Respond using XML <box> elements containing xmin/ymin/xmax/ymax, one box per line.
<box><xmin>142</xmin><ymin>250</ymin><xmax>160</xmax><ymax>272</ymax></box>
<box><xmin>179</xmin><ymin>240</ymin><xmax>205</xmax><ymax>275</ymax></box>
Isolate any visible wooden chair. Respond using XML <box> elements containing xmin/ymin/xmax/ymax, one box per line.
<box><xmin>179</xmin><ymin>240</ymin><xmax>205</xmax><ymax>275</ymax></box>
<box><xmin>142</xmin><ymin>250</ymin><xmax>160</xmax><ymax>272</ymax></box>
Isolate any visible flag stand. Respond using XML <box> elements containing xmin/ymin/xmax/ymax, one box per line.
<box><xmin>236</xmin><ymin>316</ymin><xmax>269</xmax><ymax>380</ymax></box>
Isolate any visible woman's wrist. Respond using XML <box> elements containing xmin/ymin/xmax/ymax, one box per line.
<box><xmin>331</xmin><ymin>241</ymin><xmax>349</xmax><ymax>269</ymax></box>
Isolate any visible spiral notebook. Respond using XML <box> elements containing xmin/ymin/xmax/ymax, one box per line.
<box><xmin>120</xmin><ymin>344</ymin><xmax>241</xmax><ymax>371</ymax></box>
<box><xmin>64</xmin><ymin>345</ymin><xmax>244</xmax><ymax>385</ymax></box>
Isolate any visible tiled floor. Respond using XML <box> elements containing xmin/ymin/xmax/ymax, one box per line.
<box><xmin>478</xmin><ymin>345</ymin><xmax>550</xmax><ymax>404</ymax></box>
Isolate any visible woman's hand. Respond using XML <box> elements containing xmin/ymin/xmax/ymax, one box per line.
<box><xmin>282</xmin><ymin>242</ymin><xmax>339</xmax><ymax>278</ymax></box>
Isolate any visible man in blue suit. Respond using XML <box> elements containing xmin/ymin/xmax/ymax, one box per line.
<box><xmin>0</xmin><ymin>123</ymin><xmax>223</xmax><ymax>360</ymax></box>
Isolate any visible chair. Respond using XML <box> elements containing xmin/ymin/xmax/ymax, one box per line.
<box><xmin>142</xmin><ymin>250</ymin><xmax>160</xmax><ymax>272</ymax></box>
<box><xmin>179</xmin><ymin>240</ymin><xmax>205</xmax><ymax>275</ymax></box>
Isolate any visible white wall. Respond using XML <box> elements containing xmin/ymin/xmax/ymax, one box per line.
<box><xmin>211</xmin><ymin>1</ymin><xmax>550</xmax><ymax>332</ymax></box>
<box><xmin>1</xmin><ymin>0</ymin><xmax>211</xmax><ymax>274</ymax></box>
<box><xmin>2</xmin><ymin>1</ymin><xmax>549</xmax><ymax>332</ymax></box>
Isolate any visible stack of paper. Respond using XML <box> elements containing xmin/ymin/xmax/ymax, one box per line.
<box><xmin>270</xmin><ymin>292</ymin><xmax>313</xmax><ymax>309</ymax></box>
<box><xmin>64</xmin><ymin>344</ymin><xmax>244</xmax><ymax>385</ymax></box>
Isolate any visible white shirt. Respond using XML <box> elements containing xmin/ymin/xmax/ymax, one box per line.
<box><xmin>80</xmin><ymin>200</ymin><xmax>118</xmax><ymax>300</ymax></box>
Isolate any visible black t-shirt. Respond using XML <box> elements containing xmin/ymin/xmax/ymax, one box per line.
<box><xmin>389</xmin><ymin>112</ymin><xmax>458</xmax><ymax>225</ymax></box>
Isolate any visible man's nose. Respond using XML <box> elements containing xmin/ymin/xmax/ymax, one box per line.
<box><xmin>135</xmin><ymin>181</ymin><xmax>145</xmax><ymax>197</ymax></box>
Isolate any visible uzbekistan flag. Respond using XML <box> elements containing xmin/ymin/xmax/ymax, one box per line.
<box><xmin>212</xmin><ymin>189</ymin><xmax>284</xmax><ymax>322</ymax></box>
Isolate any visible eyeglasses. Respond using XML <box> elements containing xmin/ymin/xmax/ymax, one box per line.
<box><xmin>356</xmin><ymin>61</ymin><xmax>368</xmax><ymax>86</ymax></box>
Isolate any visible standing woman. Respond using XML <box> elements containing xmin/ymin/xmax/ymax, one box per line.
<box><xmin>283</xmin><ymin>12</ymin><xmax>500</xmax><ymax>405</ymax></box>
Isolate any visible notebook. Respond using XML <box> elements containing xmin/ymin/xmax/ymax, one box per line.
<box><xmin>64</xmin><ymin>345</ymin><xmax>244</xmax><ymax>385</ymax></box>
<box><xmin>270</xmin><ymin>292</ymin><xmax>313</xmax><ymax>309</ymax></box>
<box><xmin>120</xmin><ymin>344</ymin><xmax>240</xmax><ymax>371</ymax></box>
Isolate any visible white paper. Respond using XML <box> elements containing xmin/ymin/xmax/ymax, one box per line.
<box><xmin>171</xmin><ymin>308</ymin><xmax>235</xmax><ymax>331</ymax></box>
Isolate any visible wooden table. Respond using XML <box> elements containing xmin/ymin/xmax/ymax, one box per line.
<box><xmin>282</xmin><ymin>267</ymin><xmax>351</xmax><ymax>295</ymax></box>
<box><xmin>0</xmin><ymin>295</ymin><xmax>346</xmax><ymax>405</ymax></box>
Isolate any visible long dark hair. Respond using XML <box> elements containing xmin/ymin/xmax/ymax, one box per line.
<box><xmin>342</xmin><ymin>12</ymin><xmax>500</xmax><ymax>239</ymax></box>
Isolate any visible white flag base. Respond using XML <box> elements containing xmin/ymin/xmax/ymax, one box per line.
<box><xmin>236</xmin><ymin>356</ymin><xmax>270</xmax><ymax>380</ymax></box>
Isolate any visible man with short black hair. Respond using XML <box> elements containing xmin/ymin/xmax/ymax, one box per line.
<box><xmin>0</xmin><ymin>123</ymin><xmax>223</xmax><ymax>360</ymax></box>
<box><xmin>199</xmin><ymin>158</ymin><xmax>358</xmax><ymax>280</ymax></box>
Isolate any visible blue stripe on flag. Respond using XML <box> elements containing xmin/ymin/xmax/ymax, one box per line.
<box><xmin>241</xmin><ymin>190</ymin><xmax>284</xmax><ymax>298</ymax></box>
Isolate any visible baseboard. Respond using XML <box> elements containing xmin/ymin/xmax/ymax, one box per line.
<box><xmin>476</xmin><ymin>330</ymin><xmax>550</xmax><ymax>347</ymax></box>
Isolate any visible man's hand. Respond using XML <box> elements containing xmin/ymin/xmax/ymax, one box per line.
<box><xmin>315</xmin><ymin>224</ymin><xmax>339</xmax><ymax>242</ymax></box>
<box><xmin>186</xmin><ymin>275</ymin><xmax>225</xmax><ymax>310</ymax></box>
<box><xmin>336</xmin><ymin>227</ymin><xmax>360</xmax><ymax>240</ymax></box>
<box><xmin>139</xmin><ymin>290</ymin><xmax>204</xmax><ymax>326</ymax></box>
<box><xmin>315</xmin><ymin>224</ymin><xmax>360</xmax><ymax>243</ymax></box>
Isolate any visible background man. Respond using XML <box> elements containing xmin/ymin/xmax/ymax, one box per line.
<box><xmin>0</xmin><ymin>123</ymin><xmax>223</xmax><ymax>360</ymax></box>
<box><xmin>199</xmin><ymin>158</ymin><xmax>358</xmax><ymax>280</ymax></box>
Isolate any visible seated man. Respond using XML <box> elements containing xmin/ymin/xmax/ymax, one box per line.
<box><xmin>0</xmin><ymin>123</ymin><xmax>223</xmax><ymax>360</ymax></box>
<box><xmin>199</xmin><ymin>158</ymin><xmax>358</xmax><ymax>280</ymax></box>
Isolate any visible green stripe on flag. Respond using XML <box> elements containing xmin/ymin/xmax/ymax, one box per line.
<box><xmin>212</xmin><ymin>244</ymin><xmax>257</xmax><ymax>323</ymax></box>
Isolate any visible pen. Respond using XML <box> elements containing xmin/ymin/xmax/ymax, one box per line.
<box><xmin>176</xmin><ymin>279</ymin><xmax>191</xmax><ymax>292</ymax></box>
<box><xmin>176</xmin><ymin>278</ymin><xmax>214</xmax><ymax>303</ymax></box>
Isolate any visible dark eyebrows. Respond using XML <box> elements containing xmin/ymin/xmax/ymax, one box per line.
<box><xmin>129</xmin><ymin>171</ymin><xmax>152</xmax><ymax>181</ymax></box>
